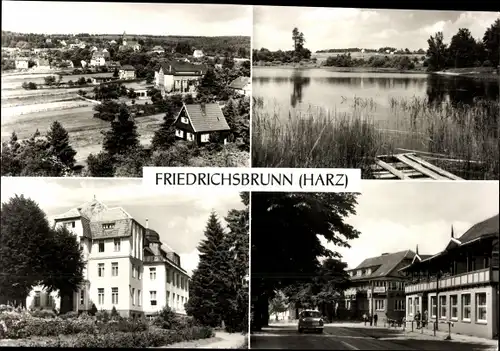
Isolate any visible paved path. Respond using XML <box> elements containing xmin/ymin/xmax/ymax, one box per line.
<box><xmin>250</xmin><ymin>324</ymin><xmax>496</xmax><ymax>350</ymax></box>
<box><xmin>160</xmin><ymin>332</ymin><xmax>247</xmax><ymax>349</ymax></box>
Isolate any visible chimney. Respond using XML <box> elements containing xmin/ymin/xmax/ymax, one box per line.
<box><xmin>146</xmin><ymin>218</ymin><xmax>149</xmax><ymax>229</ymax></box>
<box><xmin>451</xmin><ymin>225</ymin><xmax>454</xmax><ymax>238</ymax></box>
<box><xmin>416</xmin><ymin>245</ymin><xmax>419</xmax><ymax>255</ymax></box>
<box><xmin>200</xmin><ymin>102</ymin><xmax>206</xmax><ymax>115</ymax></box>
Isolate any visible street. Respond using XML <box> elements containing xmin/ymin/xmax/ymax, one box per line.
<box><xmin>250</xmin><ymin>324</ymin><xmax>495</xmax><ymax>350</ymax></box>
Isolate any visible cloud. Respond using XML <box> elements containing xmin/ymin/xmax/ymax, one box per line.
<box><xmin>254</xmin><ymin>7</ymin><xmax>499</xmax><ymax>51</ymax></box>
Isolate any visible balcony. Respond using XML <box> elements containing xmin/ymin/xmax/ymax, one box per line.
<box><xmin>405</xmin><ymin>268</ymin><xmax>499</xmax><ymax>294</ymax></box>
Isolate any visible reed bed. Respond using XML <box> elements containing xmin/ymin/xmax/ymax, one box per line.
<box><xmin>252</xmin><ymin>96</ymin><xmax>499</xmax><ymax>180</ymax></box>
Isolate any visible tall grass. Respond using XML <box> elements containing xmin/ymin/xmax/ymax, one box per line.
<box><xmin>252</xmin><ymin>96</ymin><xmax>499</xmax><ymax>180</ymax></box>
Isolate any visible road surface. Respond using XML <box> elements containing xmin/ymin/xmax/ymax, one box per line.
<box><xmin>250</xmin><ymin>324</ymin><xmax>494</xmax><ymax>350</ymax></box>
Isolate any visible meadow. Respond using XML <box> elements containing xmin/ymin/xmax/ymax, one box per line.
<box><xmin>252</xmin><ymin>96</ymin><xmax>499</xmax><ymax>180</ymax></box>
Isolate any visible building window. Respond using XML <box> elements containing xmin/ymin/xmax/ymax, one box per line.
<box><xmin>439</xmin><ymin>296</ymin><xmax>447</xmax><ymax>319</ymax></box>
<box><xmin>177</xmin><ymin>274</ymin><xmax>180</xmax><ymax>287</ymax></box>
<box><xmin>166</xmin><ymin>291</ymin><xmax>170</xmax><ymax>306</ymax></box>
<box><xmin>449</xmin><ymin>295</ymin><xmax>458</xmax><ymax>320</ymax></box>
<box><xmin>112</xmin><ymin>287</ymin><xmax>118</xmax><ymax>305</ymax></box>
<box><xmin>172</xmin><ymin>293</ymin><xmax>176</xmax><ymax>308</ymax></box>
<box><xmin>138</xmin><ymin>267</ymin><xmax>142</xmax><ymax>280</ymax></box>
<box><xmin>461</xmin><ymin>294</ymin><xmax>471</xmax><ymax>321</ymax></box>
<box><xmin>114</xmin><ymin>238</ymin><xmax>120</xmax><ymax>252</ymax></box>
<box><xmin>34</xmin><ymin>291</ymin><xmax>41</xmax><ymax>307</ymax></box>
<box><xmin>98</xmin><ymin>263</ymin><xmax>105</xmax><ymax>277</ymax></box>
<box><xmin>98</xmin><ymin>288</ymin><xmax>104</xmax><ymax>305</ymax></box>
<box><xmin>150</xmin><ymin>267</ymin><xmax>156</xmax><ymax>280</ymax></box>
<box><xmin>186</xmin><ymin>132</ymin><xmax>194</xmax><ymax>141</ymax></box>
<box><xmin>138</xmin><ymin>290</ymin><xmax>141</xmax><ymax>307</ymax></box>
<box><xmin>476</xmin><ymin>293</ymin><xmax>487</xmax><ymax>323</ymax></box>
<box><xmin>175</xmin><ymin>129</ymin><xmax>183</xmax><ymax>138</ymax></box>
<box><xmin>395</xmin><ymin>300</ymin><xmax>405</xmax><ymax>311</ymax></box>
<box><xmin>71</xmin><ymin>221</ymin><xmax>75</xmax><ymax>228</ymax></box>
<box><xmin>375</xmin><ymin>299</ymin><xmax>385</xmax><ymax>311</ymax></box>
<box><xmin>430</xmin><ymin>296</ymin><xmax>437</xmax><ymax>318</ymax></box>
<box><xmin>112</xmin><ymin>262</ymin><xmax>118</xmax><ymax>276</ymax></box>
<box><xmin>98</xmin><ymin>240</ymin><xmax>105</xmax><ymax>252</ymax></box>
<box><xmin>167</xmin><ymin>269</ymin><xmax>171</xmax><ymax>283</ymax></box>
<box><xmin>103</xmin><ymin>223</ymin><xmax>115</xmax><ymax>229</ymax></box>
<box><xmin>80</xmin><ymin>290</ymin><xmax>84</xmax><ymax>305</ymax></box>
<box><xmin>132</xmin><ymin>288</ymin><xmax>135</xmax><ymax>306</ymax></box>
<box><xmin>180</xmin><ymin>116</ymin><xmax>189</xmax><ymax>124</ymax></box>
<box><xmin>150</xmin><ymin>291</ymin><xmax>157</xmax><ymax>306</ymax></box>
<box><xmin>201</xmin><ymin>133</ymin><xmax>209</xmax><ymax>143</ymax></box>
<box><xmin>132</xmin><ymin>264</ymin><xmax>136</xmax><ymax>278</ymax></box>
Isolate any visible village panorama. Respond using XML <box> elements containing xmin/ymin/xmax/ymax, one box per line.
<box><xmin>1</xmin><ymin>3</ymin><xmax>252</xmax><ymax>177</ymax></box>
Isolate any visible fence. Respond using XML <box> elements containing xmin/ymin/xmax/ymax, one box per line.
<box><xmin>403</xmin><ymin>319</ymin><xmax>454</xmax><ymax>340</ymax></box>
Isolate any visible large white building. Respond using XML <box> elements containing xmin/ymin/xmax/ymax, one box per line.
<box><xmin>26</xmin><ymin>198</ymin><xmax>190</xmax><ymax>318</ymax></box>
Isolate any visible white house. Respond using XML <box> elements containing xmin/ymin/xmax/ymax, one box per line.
<box><xmin>154</xmin><ymin>60</ymin><xmax>206</xmax><ymax>96</ymax></box>
<box><xmin>119</xmin><ymin>65</ymin><xmax>136</xmax><ymax>80</ymax></box>
<box><xmin>25</xmin><ymin>198</ymin><xmax>190</xmax><ymax>318</ymax></box>
<box><xmin>152</xmin><ymin>46</ymin><xmax>165</xmax><ymax>54</ymax></box>
<box><xmin>15</xmin><ymin>57</ymin><xmax>30</xmax><ymax>69</ymax></box>
<box><xmin>193</xmin><ymin>49</ymin><xmax>204</xmax><ymax>58</ymax></box>
<box><xmin>90</xmin><ymin>50</ymin><xmax>110</xmax><ymax>67</ymax></box>
<box><xmin>228</xmin><ymin>76</ymin><xmax>251</xmax><ymax>96</ymax></box>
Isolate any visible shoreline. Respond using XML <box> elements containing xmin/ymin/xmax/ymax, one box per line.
<box><xmin>253</xmin><ymin>64</ymin><xmax>500</xmax><ymax>79</ymax></box>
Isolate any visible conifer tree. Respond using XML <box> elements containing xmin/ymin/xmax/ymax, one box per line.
<box><xmin>46</xmin><ymin>121</ymin><xmax>77</xmax><ymax>169</ymax></box>
<box><xmin>185</xmin><ymin>211</ymin><xmax>230</xmax><ymax>327</ymax></box>
<box><xmin>102</xmin><ymin>104</ymin><xmax>139</xmax><ymax>156</ymax></box>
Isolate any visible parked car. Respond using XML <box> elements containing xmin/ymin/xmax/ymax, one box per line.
<box><xmin>298</xmin><ymin>309</ymin><xmax>324</xmax><ymax>333</ymax></box>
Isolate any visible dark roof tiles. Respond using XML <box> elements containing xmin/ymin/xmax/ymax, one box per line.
<box><xmin>229</xmin><ymin>76</ymin><xmax>250</xmax><ymax>90</ymax></box>
<box><xmin>458</xmin><ymin>214</ymin><xmax>499</xmax><ymax>244</ymax></box>
<box><xmin>350</xmin><ymin>250</ymin><xmax>415</xmax><ymax>280</ymax></box>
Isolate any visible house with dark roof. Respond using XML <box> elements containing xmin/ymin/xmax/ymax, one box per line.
<box><xmin>118</xmin><ymin>65</ymin><xmax>136</xmax><ymax>80</ymax></box>
<box><xmin>174</xmin><ymin>103</ymin><xmax>231</xmax><ymax>144</ymax></box>
<box><xmin>229</xmin><ymin>76</ymin><xmax>251</xmax><ymax>96</ymax></box>
<box><xmin>343</xmin><ymin>250</ymin><xmax>416</xmax><ymax>323</ymax></box>
<box><xmin>152</xmin><ymin>46</ymin><xmax>165</xmax><ymax>54</ymax></box>
<box><xmin>25</xmin><ymin>197</ymin><xmax>190</xmax><ymax>318</ymax></box>
<box><xmin>154</xmin><ymin>60</ymin><xmax>207</xmax><ymax>95</ymax></box>
<box><xmin>90</xmin><ymin>50</ymin><xmax>110</xmax><ymax>67</ymax></box>
<box><xmin>400</xmin><ymin>214</ymin><xmax>499</xmax><ymax>339</ymax></box>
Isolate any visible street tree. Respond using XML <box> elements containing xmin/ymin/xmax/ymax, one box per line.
<box><xmin>251</xmin><ymin>192</ymin><xmax>361</xmax><ymax>330</ymax></box>
<box><xmin>102</xmin><ymin>104</ymin><xmax>140</xmax><ymax>157</ymax></box>
<box><xmin>269</xmin><ymin>290</ymin><xmax>289</xmax><ymax>320</ymax></box>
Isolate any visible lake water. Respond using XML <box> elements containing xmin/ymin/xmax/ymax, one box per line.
<box><xmin>253</xmin><ymin>67</ymin><xmax>499</xmax><ymax>122</ymax></box>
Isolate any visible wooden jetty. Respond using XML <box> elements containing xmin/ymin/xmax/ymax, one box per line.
<box><xmin>372</xmin><ymin>153</ymin><xmax>464</xmax><ymax>180</ymax></box>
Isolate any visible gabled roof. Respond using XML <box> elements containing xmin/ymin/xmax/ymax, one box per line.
<box><xmin>158</xmin><ymin>60</ymin><xmax>207</xmax><ymax>75</ymax></box>
<box><xmin>120</xmin><ymin>64</ymin><xmax>135</xmax><ymax>71</ymax></box>
<box><xmin>229</xmin><ymin>76</ymin><xmax>250</xmax><ymax>90</ymax></box>
<box><xmin>457</xmin><ymin>214</ymin><xmax>499</xmax><ymax>245</ymax></box>
<box><xmin>349</xmin><ymin>250</ymin><xmax>415</xmax><ymax>280</ymax></box>
<box><xmin>90</xmin><ymin>218</ymin><xmax>132</xmax><ymax>239</ymax></box>
<box><xmin>178</xmin><ymin>103</ymin><xmax>230</xmax><ymax>133</ymax></box>
<box><xmin>152</xmin><ymin>46</ymin><xmax>164</xmax><ymax>50</ymax></box>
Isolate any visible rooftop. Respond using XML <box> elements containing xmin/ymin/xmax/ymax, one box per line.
<box><xmin>349</xmin><ymin>250</ymin><xmax>415</xmax><ymax>280</ymax></box>
<box><xmin>229</xmin><ymin>76</ymin><xmax>250</xmax><ymax>90</ymax></box>
<box><xmin>457</xmin><ymin>214</ymin><xmax>499</xmax><ymax>244</ymax></box>
<box><xmin>181</xmin><ymin>103</ymin><xmax>231</xmax><ymax>133</ymax></box>
<box><xmin>158</xmin><ymin>60</ymin><xmax>207</xmax><ymax>75</ymax></box>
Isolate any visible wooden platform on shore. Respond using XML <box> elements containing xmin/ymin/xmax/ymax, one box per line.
<box><xmin>372</xmin><ymin>153</ymin><xmax>464</xmax><ymax>180</ymax></box>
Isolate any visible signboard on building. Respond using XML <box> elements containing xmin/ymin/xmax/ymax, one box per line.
<box><xmin>373</xmin><ymin>287</ymin><xmax>386</xmax><ymax>293</ymax></box>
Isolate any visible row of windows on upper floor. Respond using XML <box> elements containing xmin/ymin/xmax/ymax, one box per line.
<box><xmin>92</xmin><ymin>287</ymin><xmax>188</xmax><ymax>309</ymax></box>
<box><xmin>350</xmin><ymin>280</ymin><xmax>406</xmax><ymax>291</ymax></box>
<box><xmin>63</xmin><ymin>221</ymin><xmax>116</xmax><ymax>230</ymax></box>
<box><xmin>97</xmin><ymin>262</ymin><xmax>189</xmax><ymax>290</ymax></box>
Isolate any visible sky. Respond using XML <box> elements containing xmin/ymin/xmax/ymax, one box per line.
<box><xmin>254</xmin><ymin>7</ymin><xmax>500</xmax><ymax>52</ymax></box>
<box><xmin>1</xmin><ymin>1</ymin><xmax>252</xmax><ymax>36</ymax></box>
<box><xmin>320</xmin><ymin>181</ymin><xmax>499</xmax><ymax>269</ymax></box>
<box><xmin>0</xmin><ymin>178</ymin><xmax>244</xmax><ymax>276</ymax></box>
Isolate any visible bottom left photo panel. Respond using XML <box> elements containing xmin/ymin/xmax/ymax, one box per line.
<box><xmin>0</xmin><ymin>177</ymin><xmax>249</xmax><ymax>348</ymax></box>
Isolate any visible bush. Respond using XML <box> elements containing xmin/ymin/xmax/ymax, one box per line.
<box><xmin>110</xmin><ymin>306</ymin><xmax>119</xmax><ymax>318</ymax></box>
<box><xmin>152</xmin><ymin>306</ymin><xmax>178</xmax><ymax>330</ymax></box>
<box><xmin>89</xmin><ymin>304</ymin><xmax>98</xmax><ymax>316</ymax></box>
<box><xmin>30</xmin><ymin>309</ymin><xmax>56</xmax><ymax>319</ymax></box>
<box><xmin>95</xmin><ymin>310</ymin><xmax>110</xmax><ymax>322</ymax></box>
<box><xmin>59</xmin><ymin>311</ymin><xmax>78</xmax><ymax>320</ymax></box>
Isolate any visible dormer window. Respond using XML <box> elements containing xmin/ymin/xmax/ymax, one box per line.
<box><xmin>103</xmin><ymin>223</ymin><xmax>115</xmax><ymax>230</ymax></box>
<box><xmin>180</xmin><ymin>116</ymin><xmax>189</xmax><ymax>124</ymax></box>
<box><xmin>366</xmin><ymin>268</ymin><xmax>371</xmax><ymax>275</ymax></box>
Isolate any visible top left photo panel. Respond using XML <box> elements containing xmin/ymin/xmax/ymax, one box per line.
<box><xmin>1</xmin><ymin>1</ymin><xmax>252</xmax><ymax>177</ymax></box>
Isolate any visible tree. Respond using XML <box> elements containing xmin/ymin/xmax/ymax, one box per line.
<box><xmin>42</xmin><ymin>225</ymin><xmax>85</xmax><ymax>314</ymax></box>
<box><xmin>151</xmin><ymin>95</ymin><xmax>184</xmax><ymax>150</ymax></box>
<box><xmin>86</xmin><ymin>152</ymin><xmax>115</xmax><ymax>177</ymax></box>
<box><xmin>269</xmin><ymin>290</ymin><xmax>289</xmax><ymax>320</ymax></box>
<box><xmin>448</xmin><ymin>28</ymin><xmax>480</xmax><ymax>68</ymax></box>
<box><xmin>113</xmin><ymin>67</ymin><xmax>119</xmax><ymax>78</ymax></box>
<box><xmin>185</xmin><ymin>212</ymin><xmax>230</xmax><ymax>327</ymax></box>
<box><xmin>102</xmin><ymin>104</ymin><xmax>140</xmax><ymax>156</ymax></box>
<box><xmin>197</xmin><ymin>68</ymin><xmax>219</xmax><ymax>102</ymax></box>
<box><xmin>44</xmin><ymin>75</ymin><xmax>56</xmax><ymax>85</ymax></box>
<box><xmin>46</xmin><ymin>121</ymin><xmax>77</xmax><ymax>169</ymax></box>
<box><xmin>426</xmin><ymin>31</ymin><xmax>448</xmax><ymax>71</ymax></box>
<box><xmin>251</xmin><ymin>193</ymin><xmax>361</xmax><ymax>330</ymax></box>
<box><xmin>1</xmin><ymin>132</ymin><xmax>23</xmax><ymax>176</ymax></box>
<box><xmin>221</xmin><ymin>193</ymin><xmax>249</xmax><ymax>332</ymax></box>
<box><xmin>483</xmin><ymin>18</ymin><xmax>500</xmax><ymax>68</ymax></box>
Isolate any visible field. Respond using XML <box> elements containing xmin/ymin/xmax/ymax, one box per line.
<box><xmin>1</xmin><ymin>72</ymin><xmax>163</xmax><ymax>164</ymax></box>
<box><xmin>252</xmin><ymin>97</ymin><xmax>499</xmax><ymax>180</ymax></box>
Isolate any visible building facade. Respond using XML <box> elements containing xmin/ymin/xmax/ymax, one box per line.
<box><xmin>228</xmin><ymin>76</ymin><xmax>251</xmax><ymax>96</ymax></box>
<box><xmin>343</xmin><ymin>250</ymin><xmax>415</xmax><ymax>323</ymax></box>
<box><xmin>119</xmin><ymin>65</ymin><xmax>136</xmax><ymax>80</ymax></box>
<box><xmin>174</xmin><ymin>103</ymin><xmax>231</xmax><ymax>145</ymax></box>
<box><xmin>154</xmin><ymin>61</ymin><xmax>206</xmax><ymax>96</ymax></box>
<box><xmin>401</xmin><ymin>215</ymin><xmax>499</xmax><ymax>339</ymax></box>
<box><xmin>25</xmin><ymin>198</ymin><xmax>190</xmax><ymax>318</ymax></box>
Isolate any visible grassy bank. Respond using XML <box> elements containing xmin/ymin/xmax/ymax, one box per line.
<box><xmin>433</xmin><ymin>67</ymin><xmax>499</xmax><ymax>81</ymax></box>
<box><xmin>253</xmin><ymin>63</ymin><xmax>426</xmax><ymax>74</ymax></box>
<box><xmin>252</xmin><ymin>97</ymin><xmax>499</xmax><ymax>180</ymax></box>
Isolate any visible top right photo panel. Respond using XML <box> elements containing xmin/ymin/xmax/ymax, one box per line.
<box><xmin>252</xmin><ymin>7</ymin><xmax>500</xmax><ymax>181</ymax></box>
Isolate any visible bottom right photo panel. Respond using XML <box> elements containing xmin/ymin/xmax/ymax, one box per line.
<box><xmin>250</xmin><ymin>181</ymin><xmax>499</xmax><ymax>350</ymax></box>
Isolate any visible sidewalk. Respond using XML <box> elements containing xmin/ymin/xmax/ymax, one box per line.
<box><xmin>159</xmin><ymin>332</ymin><xmax>247</xmax><ymax>349</ymax></box>
<box><xmin>404</xmin><ymin>328</ymin><xmax>498</xmax><ymax>348</ymax></box>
